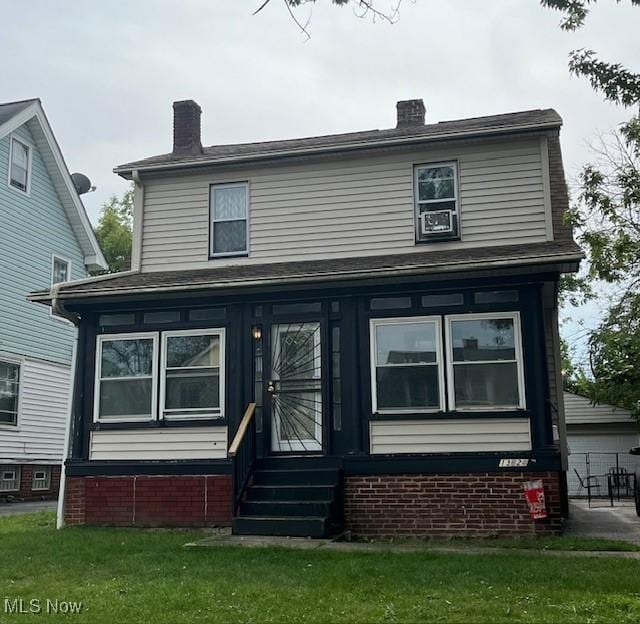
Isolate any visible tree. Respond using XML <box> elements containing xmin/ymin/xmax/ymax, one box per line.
<box><xmin>542</xmin><ymin>0</ymin><xmax>640</xmax><ymax>417</ymax></box>
<box><xmin>93</xmin><ymin>187</ymin><xmax>134</xmax><ymax>275</ymax></box>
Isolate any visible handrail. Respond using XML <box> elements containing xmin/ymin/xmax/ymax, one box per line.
<box><xmin>228</xmin><ymin>402</ymin><xmax>256</xmax><ymax>457</ymax></box>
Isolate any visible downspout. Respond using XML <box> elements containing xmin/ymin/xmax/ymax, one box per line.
<box><xmin>131</xmin><ymin>169</ymin><xmax>144</xmax><ymax>272</ymax></box>
<box><xmin>51</xmin><ymin>283</ymin><xmax>80</xmax><ymax>529</ymax></box>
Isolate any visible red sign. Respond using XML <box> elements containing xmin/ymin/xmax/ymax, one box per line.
<box><xmin>523</xmin><ymin>480</ymin><xmax>547</xmax><ymax>519</ymax></box>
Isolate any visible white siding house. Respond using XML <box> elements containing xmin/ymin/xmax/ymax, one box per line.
<box><xmin>0</xmin><ymin>99</ymin><xmax>106</xmax><ymax>499</ymax></box>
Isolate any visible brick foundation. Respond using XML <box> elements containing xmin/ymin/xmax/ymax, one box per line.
<box><xmin>63</xmin><ymin>475</ymin><xmax>232</xmax><ymax>527</ymax></box>
<box><xmin>344</xmin><ymin>472</ymin><xmax>563</xmax><ymax>538</ymax></box>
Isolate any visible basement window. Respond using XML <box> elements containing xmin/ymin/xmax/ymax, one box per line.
<box><xmin>414</xmin><ymin>162</ymin><xmax>459</xmax><ymax>242</ymax></box>
<box><xmin>0</xmin><ymin>467</ymin><xmax>20</xmax><ymax>492</ymax></box>
<box><xmin>32</xmin><ymin>467</ymin><xmax>51</xmax><ymax>491</ymax></box>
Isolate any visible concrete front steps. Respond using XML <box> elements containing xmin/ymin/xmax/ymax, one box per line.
<box><xmin>232</xmin><ymin>457</ymin><xmax>342</xmax><ymax>538</ymax></box>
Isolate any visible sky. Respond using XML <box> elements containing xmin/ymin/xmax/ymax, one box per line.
<box><xmin>2</xmin><ymin>0</ymin><xmax>638</xmax><ymax>354</ymax></box>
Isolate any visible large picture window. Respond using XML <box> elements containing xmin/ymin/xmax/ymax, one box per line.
<box><xmin>0</xmin><ymin>360</ymin><xmax>20</xmax><ymax>426</ymax></box>
<box><xmin>210</xmin><ymin>182</ymin><xmax>248</xmax><ymax>256</ymax></box>
<box><xmin>370</xmin><ymin>317</ymin><xmax>444</xmax><ymax>413</ymax></box>
<box><xmin>160</xmin><ymin>329</ymin><xmax>225</xmax><ymax>420</ymax></box>
<box><xmin>94</xmin><ymin>333</ymin><xmax>159</xmax><ymax>422</ymax></box>
<box><xmin>446</xmin><ymin>312</ymin><xmax>525</xmax><ymax>410</ymax></box>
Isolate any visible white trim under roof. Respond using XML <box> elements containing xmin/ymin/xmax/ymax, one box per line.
<box><xmin>0</xmin><ymin>99</ymin><xmax>107</xmax><ymax>271</ymax></box>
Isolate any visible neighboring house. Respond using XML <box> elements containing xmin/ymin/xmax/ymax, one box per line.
<box><xmin>30</xmin><ymin>98</ymin><xmax>583</xmax><ymax>536</ymax></box>
<box><xmin>565</xmin><ymin>391</ymin><xmax>640</xmax><ymax>496</ymax></box>
<box><xmin>0</xmin><ymin>99</ymin><xmax>106</xmax><ymax>500</ymax></box>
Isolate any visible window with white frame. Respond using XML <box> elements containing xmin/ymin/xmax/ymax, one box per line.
<box><xmin>0</xmin><ymin>467</ymin><xmax>20</xmax><ymax>492</ymax></box>
<box><xmin>9</xmin><ymin>137</ymin><xmax>31</xmax><ymax>193</ymax></box>
<box><xmin>446</xmin><ymin>312</ymin><xmax>525</xmax><ymax>410</ymax></box>
<box><xmin>0</xmin><ymin>361</ymin><xmax>20</xmax><ymax>426</ymax></box>
<box><xmin>414</xmin><ymin>162</ymin><xmax>458</xmax><ymax>241</ymax></box>
<box><xmin>370</xmin><ymin>317</ymin><xmax>444</xmax><ymax>412</ymax></box>
<box><xmin>51</xmin><ymin>256</ymin><xmax>70</xmax><ymax>285</ymax></box>
<box><xmin>94</xmin><ymin>333</ymin><xmax>158</xmax><ymax>422</ymax></box>
<box><xmin>210</xmin><ymin>183</ymin><xmax>248</xmax><ymax>256</ymax></box>
<box><xmin>160</xmin><ymin>329</ymin><xmax>225</xmax><ymax>420</ymax></box>
<box><xmin>32</xmin><ymin>466</ymin><xmax>51</xmax><ymax>491</ymax></box>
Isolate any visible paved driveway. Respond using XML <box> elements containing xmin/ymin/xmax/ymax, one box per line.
<box><xmin>567</xmin><ymin>499</ymin><xmax>640</xmax><ymax>545</ymax></box>
<box><xmin>0</xmin><ymin>500</ymin><xmax>57</xmax><ymax>516</ymax></box>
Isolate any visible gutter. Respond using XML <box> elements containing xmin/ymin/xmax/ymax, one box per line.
<box><xmin>50</xmin><ymin>282</ymin><xmax>81</xmax><ymax>324</ymax></box>
<box><xmin>35</xmin><ymin>250</ymin><xmax>584</xmax><ymax>302</ymax></box>
<box><xmin>113</xmin><ymin>120</ymin><xmax>561</xmax><ymax>176</ymax></box>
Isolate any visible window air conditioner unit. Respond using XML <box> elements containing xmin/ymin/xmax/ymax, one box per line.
<box><xmin>420</xmin><ymin>209</ymin><xmax>454</xmax><ymax>235</ymax></box>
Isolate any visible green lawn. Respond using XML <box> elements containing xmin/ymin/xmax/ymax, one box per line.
<box><xmin>1</xmin><ymin>513</ymin><xmax>639</xmax><ymax>623</ymax></box>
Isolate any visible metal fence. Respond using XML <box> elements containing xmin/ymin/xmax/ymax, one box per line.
<box><xmin>568</xmin><ymin>452</ymin><xmax>640</xmax><ymax>499</ymax></box>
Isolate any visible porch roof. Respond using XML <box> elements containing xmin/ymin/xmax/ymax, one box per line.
<box><xmin>29</xmin><ymin>240</ymin><xmax>583</xmax><ymax>303</ymax></box>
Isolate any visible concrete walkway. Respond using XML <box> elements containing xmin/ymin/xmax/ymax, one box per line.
<box><xmin>185</xmin><ymin>530</ymin><xmax>640</xmax><ymax>559</ymax></box>
<box><xmin>566</xmin><ymin>499</ymin><xmax>640</xmax><ymax>545</ymax></box>
<box><xmin>0</xmin><ymin>500</ymin><xmax>57</xmax><ymax>516</ymax></box>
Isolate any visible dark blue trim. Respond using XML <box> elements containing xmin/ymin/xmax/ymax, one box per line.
<box><xmin>65</xmin><ymin>459</ymin><xmax>232</xmax><ymax>476</ymax></box>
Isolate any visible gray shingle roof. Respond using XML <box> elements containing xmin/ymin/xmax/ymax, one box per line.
<box><xmin>115</xmin><ymin>108</ymin><xmax>562</xmax><ymax>173</ymax></box>
<box><xmin>34</xmin><ymin>240</ymin><xmax>583</xmax><ymax>301</ymax></box>
<box><xmin>0</xmin><ymin>99</ymin><xmax>38</xmax><ymax>128</ymax></box>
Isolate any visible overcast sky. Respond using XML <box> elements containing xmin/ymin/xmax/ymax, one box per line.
<box><xmin>3</xmin><ymin>0</ymin><xmax>638</xmax><ymax>352</ymax></box>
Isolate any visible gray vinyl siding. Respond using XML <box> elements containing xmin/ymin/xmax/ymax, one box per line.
<box><xmin>89</xmin><ymin>427</ymin><xmax>228</xmax><ymax>460</ymax></box>
<box><xmin>0</xmin><ymin>123</ymin><xmax>86</xmax><ymax>365</ymax></box>
<box><xmin>0</xmin><ymin>357</ymin><xmax>70</xmax><ymax>464</ymax></box>
<box><xmin>564</xmin><ymin>391</ymin><xmax>634</xmax><ymax>425</ymax></box>
<box><xmin>369</xmin><ymin>418</ymin><xmax>532</xmax><ymax>454</ymax></box>
<box><xmin>139</xmin><ymin>136</ymin><xmax>552</xmax><ymax>272</ymax></box>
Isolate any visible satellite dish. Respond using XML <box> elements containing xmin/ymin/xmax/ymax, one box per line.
<box><xmin>71</xmin><ymin>172</ymin><xmax>94</xmax><ymax>195</ymax></box>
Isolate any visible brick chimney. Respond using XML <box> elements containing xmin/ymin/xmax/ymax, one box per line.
<box><xmin>172</xmin><ymin>100</ymin><xmax>203</xmax><ymax>155</ymax></box>
<box><xmin>396</xmin><ymin>99</ymin><xmax>426</xmax><ymax>128</ymax></box>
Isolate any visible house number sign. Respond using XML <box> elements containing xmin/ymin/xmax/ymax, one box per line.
<box><xmin>498</xmin><ymin>458</ymin><xmax>530</xmax><ymax>468</ymax></box>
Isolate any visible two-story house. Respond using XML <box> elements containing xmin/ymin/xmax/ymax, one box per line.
<box><xmin>0</xmin><ymin>99</ymin><xmax>106</xmax><ymax>501</ymax></box>
<box><xmin>30</xmin><ymin>99</ymin><xmax>583</xmax><ymax>536</ymax></box>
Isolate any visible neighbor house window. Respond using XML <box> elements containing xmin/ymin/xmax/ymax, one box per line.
<box><xmin>0</xmin><ymin>361</ymin><xmax>20</xmax><ymax>426</ymax></box>
<box><xmin>160</xmin><ymin>329</ymin><xmax>225</xmax><ymax>419</ymax></box>
<box><xmin>0</xmin><ymin>467</ymin><xmax>20</xmax><ymax>492</ymax></box>
<box><xmin>51</xmin><ymin>256</ymin><xmax>70</xmax><ymax>285</ymax></box>
<box><xmin>414</xmin><ymin>162</ymin><xmax>458</xmax><ymax>241</ymax></box>
<box><xmin>94</xmin><ymin>333</ymin><xmax>159</xmax><ymax>422</ymax></box>
<box><xmin>370</xmin><ymin>317</ymin><xmax>444</xmax><ymax>413</ymax></box>
<box><xmin>32</xmin><ymin>467</ymin><xmax>51</xmax><ymax>491</ymax></box>
<box><xmin>8</xmin><ymin>137</ymin><xmax>31</xmax><ymax>193</ymax></box>
<box><xmin>446</xmin><ymin>312</ymin><xmax>525</xmax><ymax>410</ymax></box>
<box><xmin>210</xmin><ymin>182</ymin><xmax>248</xmax><ymax>256</ymax></box>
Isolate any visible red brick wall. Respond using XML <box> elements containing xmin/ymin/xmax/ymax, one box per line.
<box><xmin>2</xmin><ymin>464</ymin><xmax>62</xmax><ymax>501</ymax></box>
<box><xmin>64</xmin><ymin>474</ymin><xmax>232</xmax><ymax>527</ymax></box>
<box><xmin>344</xmin><ymin>472</ymin><xmax>562</xmax><ymax>538</ymax></box>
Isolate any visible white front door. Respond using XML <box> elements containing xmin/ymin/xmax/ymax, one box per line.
<box><xmin>269</xmin><ymin>322</ymin><xmax>322</xmax><ymax>453</ymax></box>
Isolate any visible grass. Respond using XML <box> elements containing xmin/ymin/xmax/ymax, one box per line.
<box><xmin>0</xmin><ymin>513</ymin><xmax>639</xmax><ymax>623</ymax></box>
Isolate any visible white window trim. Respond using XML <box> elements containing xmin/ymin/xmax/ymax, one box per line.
<box><xmin>7</xmin><ymin>134</ymin><xmax>33</xmax><ymax>196</ymax></box>
<box><xmin>209</xmin><ymin>181</ymin><xmax>250</xmax><ymax>258</ymax></box>
<box><xmin>32</xmin><ymin>466</ymin><xmax>51</xmax><ymax>491</ymax></box>
<box><xmin>0</xmin><ymin>466</ymin><xmax>21</xmax><ymax>492</ymax></box>
<box><xmin>0</xmin><ymin>355</ymin><xmax>23</xmax><ymax>430</ymax></box>
<box><xmin>93</xmin><ymin>332</ymin><xmax>159</xmax><ymax>423</ymax></box>
<box><xmin>413</xmin><ymin>161</ymin><xmax>459</xmax><ymax>241</ymax></box>
<box><xmin>159</xmin><ymin>328</ymin><xmax>226</xmax><ymax>421</ymax></box>
<box><xmin>370</xmin><ymin>316</ymin><xmax>445</xmax><ymax>415</ymax></box>
<box><xmin>445</xmin><ymin>311</ymin><xmax>526</xmax><ymax>412</ymax></box>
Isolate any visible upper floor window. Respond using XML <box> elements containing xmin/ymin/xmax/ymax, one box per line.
<box><xmin>9</xmin><ymin>137</ymin><xmax>32</xmax><ymax>194</ymax></box>
<box><xmin>51</xmin><ymin>256</ymin><xmax>70</xmax><ymax>285</ymax></box>
<box><xmin>210</xmin><ymin>182</ymin><xmax>248</xmax><ymax>257</ymax></box>
<box><xmin>414</xmin><ymin>162</ymin><xmax>458</xmax><ymax>242</ymax></box>
<box><xmin>0</xmin><ymin>360</ymin><xmax>20</xmax><ymax>427</ymax></box>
